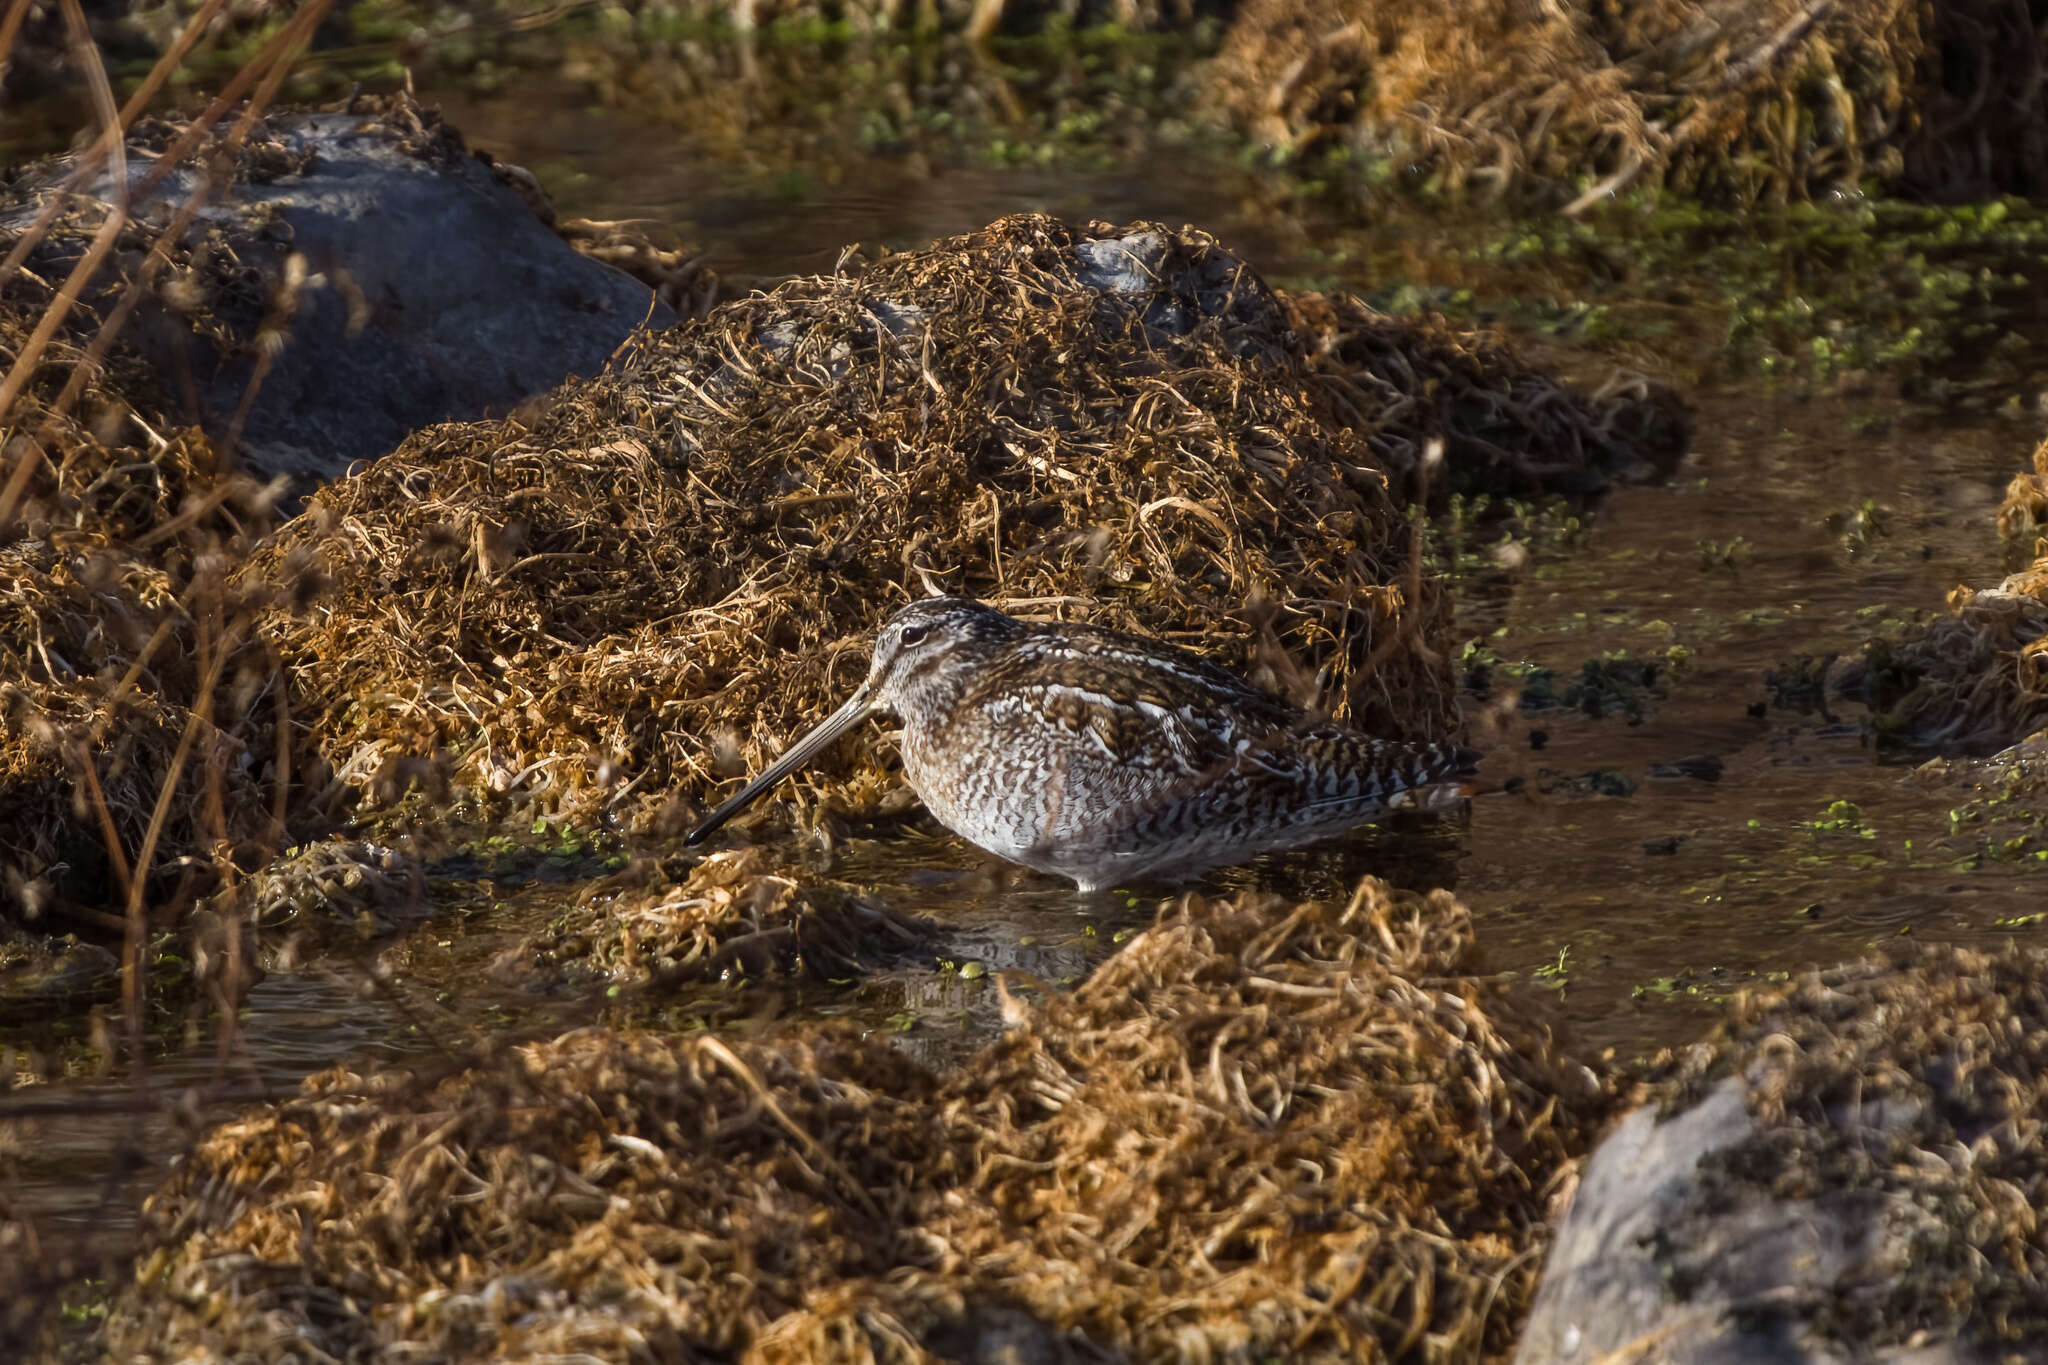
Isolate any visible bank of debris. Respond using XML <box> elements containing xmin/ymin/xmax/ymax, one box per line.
<box><xmin>503</xmin><ymin>846</ymin><xmax>931</xmax><ymax>989</ymax></box>
<box><xmin>267</xmin><ymin>212</ymin><xmax>1684</xmax><ymax>834</ymax></box>
<box><xmin>1212</xmin><ymin>0</ymin><xmax>2048</xmax><ymax>208</ymax></box>
<box><xmin>1289</xmin><ymin>291</ymin><xmax>1691</xmax><ymax>501</ymax></box>
<box><xmin>0</xmin><ymin>411</ymin><xmax>298</xmax><ymax>932</ymax></box>
<box><xmin>102</xmin><ymin>876</ymin><xmax>1601</xmax><ymax>1362</ymax></box>
<box><xmin>925</xmin><ymin>877</ymin><xmax>1599</xmax><ymax>1362</ymax></box>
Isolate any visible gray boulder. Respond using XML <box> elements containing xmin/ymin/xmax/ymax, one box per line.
<box><xmin>4</xmin><ymin>99</ymin><xmax>668</xmax><ymax>483</ymax></box>
<box><xmin>1519</xmin><ymin>945</ymin><xmax>2048</xmax><ymax>1365</ymax></box>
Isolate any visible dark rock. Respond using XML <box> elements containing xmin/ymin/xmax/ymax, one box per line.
<box><xmin>0</xmin><ymin>929</ymin><xmax>119</xmax><ymax>1018</ymax></box>
<box><xmin>922</xmin><ymin>1305</ymin><xmax>1120</xmax><ymax>1364</ymax></box>
<box><xmin>1538</xmin><ymin>768</ymin><xmax>1638</xmax><ymax>798</ymax></box>
<box><xmin>1522</xmin><ymin>943</ymin><xmax>2048</xmax><ymax>1364</ymax></box>
<box><xmin>1649</xmin><ymin>754</ymin><xmax>1724</xmax><ymax>782</ymax></box>
<box><xmin>1519</xmin><ymin>1074</ymin><xmax>1992</xmax><ymax>1365</ymax></box>
<box><xmin>3</xmin><ymin>101</ymin><xmax>669</xmax><ymax>485</ymax></box>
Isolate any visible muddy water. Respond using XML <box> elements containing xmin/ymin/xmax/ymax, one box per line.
<box><xmin>420</xmin><ymin>71</ymin><xmax>2048</xmax><ymax>1057</ymax></box>
<box><xmin>8</xmin><ymin>53</ymin><xmax>2048</xmax><ymax>1262</ymax></box>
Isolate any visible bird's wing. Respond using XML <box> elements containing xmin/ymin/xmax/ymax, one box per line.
<box><xmin>961</xmin><ymin>627</ymin><xmax>1303</xmax><ymax>777</ymax></box>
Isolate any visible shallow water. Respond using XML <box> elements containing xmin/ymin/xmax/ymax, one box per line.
<box><xmin>414</xmin><ymin>64</ymin><xmax>2048</xmax><ymax>1058</ymax></box>
<box><xmin>7</xmin><ymin>40</ymin><xmax>2048</xmax><ymax>1270</ymax></box>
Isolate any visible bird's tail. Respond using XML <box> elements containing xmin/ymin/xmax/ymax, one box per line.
<box><xmin>1382</xmin><ymin>738</ymin><xmax>1481</xmax><ymax>808</ymax></box>
<box><xmin>1283</xmin><ymin>734</ymin><xmax>1480</xmax><ymax>814</ymax></box>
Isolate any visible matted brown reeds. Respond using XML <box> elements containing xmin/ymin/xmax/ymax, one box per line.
<box><xmin>1212</xmin><ymin>0</ymin><xmax>2048</xmax><ymax>208</ymax></box>
<box><xmin>103</xmin><ymin>876</ymin><xmax>1604</xmax><ymax>1363</ymax></box>
<box><xmin>1</xmin><ymin>8</ymin><xmax>334</xmax><ymax>1346</ymax></box>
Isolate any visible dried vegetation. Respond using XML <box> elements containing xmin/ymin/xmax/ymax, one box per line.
<box><xmin>1846</xmin><ymin>434</ymin><xmax>2048</xmax><ymax>752</ymax></box>
<box><xmin>1212</xmin><ymin>0</ymin><xmax>2048</xmax><ymax>208</ymax></box>
<box><xmin>1287</xmin><ymin>290</ymin><xmax>1691</xmax><ymax>501</ymax></box>
<box><xmin>0</xmin><ymin>77</ymin><xmax>719</xmax><ymax>929</ymax></box>
<box><xmin>1660</xmin><ymin>940</ymin><xmax>2048</xmax><ymax>1350</ymax></box>
<box><xmin>266</xmin><ymin>212</ymin><xmax>1683</xmax><ymax>835</ymax></box>
<box><xmin>505</xmin><ymin>845</ymin><xmax>931</xmax><ymax>988</ymax></box>
<box><xmin>1</xmin><ymin>51</ymin><xmax>331</xmax><ymax>933</ymax></box>
<box><xmin>1</xmin><ymin>0</ymin><xmax>364</xmax><ymax>938</ymax></box>
<box><xmin>105</xmin><ymin>876</ymin><xmax>1603</xmax><ymax>1362</ymax></box>
<box><xmin>1997</xmin><ymin>434</ymin><xmax>2048</xmax><ymax>569</ymax></box>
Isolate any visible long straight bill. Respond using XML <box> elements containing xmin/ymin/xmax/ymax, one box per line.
<box><xmin>685</xmin><ymin>687</ymin><xmax>874</xmax><ymax>844</ymax></box>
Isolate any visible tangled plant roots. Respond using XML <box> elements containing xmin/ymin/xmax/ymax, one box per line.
<box><xmin>1212</xmin><ymin>0</ymin><xmax>2048</xmax><ymax>207</ymax></box>
<box><xmin>506</xmin><ymin>846</ymin><xmax>931</xmax><ymax>988</ymax></box>
<box><xmin>267</xmin><ymin>213</ymin><xmax>1677</xmax><ymax>832</ymax></box>
<box><xmin>1879</xmin><ymin>570</ymin><xmax>2048</xmax><ymax>752</ymax></box>
<box><xmin>1663</xmin><ymin>942</ymin><xmax>2048</xmax><ymax>1349</ymax></box>
<box><xmin>105</xmin><ymin>877</ymin><xmax>1602</xmax><ymax>1362</ymax></box>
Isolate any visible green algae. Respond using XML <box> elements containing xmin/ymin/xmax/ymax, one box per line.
<box><xmin>407</xmin><ymin>10</ymin><xmax>1215</xmax><ymax>173</ymax></box>
<box><xmin>1803</xmin><ymin>799</ymin><xmax>1878</xmax><ymax>840</ymax></box>
<box><xmin>1521</xmin><ymin>197</ymin><xmax>2048</xmax><ymax>398</ymax></box>
<box><xmin>1263</xmin><ymin>182</ymin><xmax>2048</xmax><ymax>403</ymax></box>
<box><xmin>1464</xmin><ymin>643</ymin><xmax>1676</xmax><ymax>725</ymax></box>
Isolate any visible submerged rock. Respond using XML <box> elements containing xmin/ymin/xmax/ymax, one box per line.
<box><xmin>102</xmin><ymin>877</ymin><xmax>1603</xmax><ymax>1361</ymax></box>
<box><xmin>2</xmin><ymin>95</ymin><xmax>669</xmax><ymax>483</ymax></box>
<box><xmin>0</xmin><ymin>928</ymin><xmax>118</xmax><ymax>1018</ymax></box>
<box><xmin>232</xmin><ymin>839</ymin><xmax>426</xmax><ymax>933</ymax></box>
<box><xmin>1520</xmin><ymin>942</ymin><xmax>2048</xmax><ymax>1363</ymax></box>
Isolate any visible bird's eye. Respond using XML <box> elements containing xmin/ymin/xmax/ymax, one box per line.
<box><xmin>900</xmin><ymin>623</ymin><xmax>930</xmax><ymax>646</ymax></box>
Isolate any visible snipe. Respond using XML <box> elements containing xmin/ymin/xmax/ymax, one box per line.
<box><xmin>687</xmin><ymin>597</ymin><xmax>1476</xmax><ymax>892</ymax></box>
